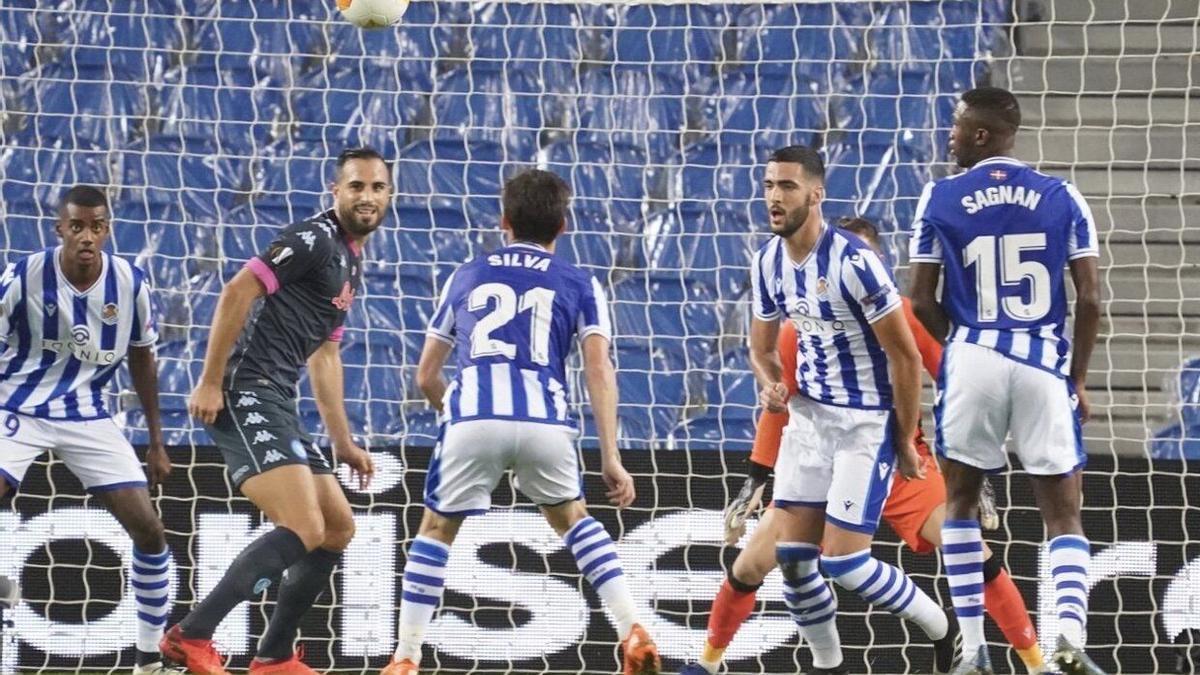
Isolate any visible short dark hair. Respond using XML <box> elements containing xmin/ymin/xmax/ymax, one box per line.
<box><xmin>961</xmin><ymin>86</ymin><xmax>1021</xmax><ymax>133</ymax></box>
<box><xmin>837</xmin><ymin>216</ymin><xmax>881</xmax><ymax>248</ymax></box>
<box><xmin>767</xmin><ymin>145</ymin><xmax>825</xmax><ymax>182</ymax></box>
<box><xmin>335</xmin><ymin>146</ymin><xmax>390</xmax><ymax>178</ymax></box>
<box><xmin>60</xmin><ymin>185</ymin><xmax>108</xmax><ymax>212</ymax></box>
<box><xmin>502</xmin><ymin>169</ymin><xmax>571</xmax><ymax>245</ymax></box>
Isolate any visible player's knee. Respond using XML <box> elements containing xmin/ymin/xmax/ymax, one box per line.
<box><xmin>731</xmin><ymin>548</ymin><xmax>773</xmax><ymax>586</ymax></box>
<box><xmin>280</xmin><ymin>516</ymin><xmax>326</xmax><ymax>551</ymax></box>
<box><xmin>321</xmin><ymin>513</ymin><xmax>356</xmax><ymax>552</ymax></box>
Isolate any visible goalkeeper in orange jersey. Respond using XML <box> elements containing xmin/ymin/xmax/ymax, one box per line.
<box><xmin>679</xmin><ymin>217</ymin><xmax>1044</xmax><ymax>675</ymax></box>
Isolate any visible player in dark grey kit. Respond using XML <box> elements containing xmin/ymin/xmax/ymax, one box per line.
<box><xmin>159</xmin><ymin>148</ymin><xmax>390</xmax><ymax>675</ymax></box>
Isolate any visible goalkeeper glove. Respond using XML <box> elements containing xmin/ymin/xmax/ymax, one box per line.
<box><xmin>723</xmin><ymin>460</ymin><xmax>771</xmax><ymax>545</ymax></box>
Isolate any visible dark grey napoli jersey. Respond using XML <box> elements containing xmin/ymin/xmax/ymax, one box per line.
<box><xmin>226</xmin><ymin>210</ymin><xmax>362</xmax><ymax>397</ymax></box>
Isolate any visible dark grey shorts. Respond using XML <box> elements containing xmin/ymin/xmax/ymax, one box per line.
<box><xmin>207</xmin><ymin>387</ymin><xmax>332</xmax><ymax>489</ymax></box>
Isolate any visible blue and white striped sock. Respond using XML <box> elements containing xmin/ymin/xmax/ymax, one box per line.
<box><xmin>942</xmin><ymin>520</ymin><xmax>986</xmax><ymax>658</ymax></box>
<box><xmin>822</xmin><ymin>549</ymin><xmax>948</xmax><ymax>639</ymax></box>
<box><xmin>778</xmin><ymin>543</ymin><xmax>842</xmax><ymax>670</ymax></box>
<box><xmin>1049</xmin><ymin>534</ymin><xmax>1090</xmax><ymax>645</ymax></box>
<box><xmin>565</xmin><ymin>516</ymin><xmax>637</xmax><ymax>638</ymax></box>
<box><xmin>394</xmin><ymin>536</ymin><xmax>450</xmax><ymax>663</ymax></box>
<box><xmin>131</xmin><ymin>546</ymin><xmax>172</xmax><ymax>654</ymax></box>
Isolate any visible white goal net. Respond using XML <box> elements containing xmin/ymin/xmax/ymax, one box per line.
<box><xmin>0</xmin><ymin>0</ymin><xmax>1198</xmax><ymax>673</ymax></box>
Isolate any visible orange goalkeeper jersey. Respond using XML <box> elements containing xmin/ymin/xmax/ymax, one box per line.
<box><xmin>750</xmin><ymin>297</ymin><xmax>943</xmax><ymax>468</ymax></box>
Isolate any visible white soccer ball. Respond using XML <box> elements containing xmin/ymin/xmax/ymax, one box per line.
<box><xmin>337</xmin><ymin>0</ymin><xmax>410</xmax><ymax>29</ymax></box>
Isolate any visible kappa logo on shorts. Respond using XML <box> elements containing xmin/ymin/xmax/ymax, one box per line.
<box><xmin>263</xmin><ymin>449</ymin><xmax>288</xmax><ymax>464</ymax></box>
<box><xmin>244</xmin><ymin>412</ymin><xmax>268</xmax><ymax>425</ymax></box>
<box><xmin>231</xmin><ymin>465</ymin><xmax>250</xmax><ymax>482</ymax></box>
<box><xmin>236</xmin><ymin>393</ymin><xmax>260</xmax><ymax>408</ymax></box>
<box><xmin>252</xmin><ymin>430</ymin><xmax>278</xmax><ymax>444</ymax></box>
<box><xmin>290</xmin><ymin>439</ymin><xmax>308</xmax><ymax>460</ymax></box>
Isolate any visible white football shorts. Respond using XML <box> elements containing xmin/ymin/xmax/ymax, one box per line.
<box><xmin>935</xmin><ymin>341</ymin><xmax>1085</xmax><ymax>475</ymax></box>
<box><xmin>424</xmin><ymin>418</ymin><xmax>583</xmax><ymax>516</ymax></box>
<box><xmin>773</xmin><ymin>394</ymin><xmax>897</xmax><ymax>535</ymax></box>
<box><xmin>0</xmin><ymin>412</ymin><xmax>147</xmax><ymax>492</ymax></box>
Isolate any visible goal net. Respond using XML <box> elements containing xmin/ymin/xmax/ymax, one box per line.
<box><xmin>0</xmin><ymin>0</ymin><xmax>1197</xmax><ymax>673</ymax></box>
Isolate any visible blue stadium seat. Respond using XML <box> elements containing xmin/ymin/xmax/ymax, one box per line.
<box><xmin>385</xmin><ymin>200</ymin><xmax>478</xmax><ymax>268</ymax></box>
<box><xmin>611</xmin><ymin>275</ymin><xmax>719</xmax><ymax>374</ymax></box>
<box><xmin>674</xmin><ymin>140</ymin><xmax>759</xmax><ymax>212</ymax></box>
<box><xmin>324</xmin><ymin>21</ymin><xmax>436</xmax><ymax>94</ymax></box>
<box><xmin>670</xmin><ymin>348</ymin><xmax>758</xmax><ymax>451</ymax></box>
<box><xmin>607</xmin><ymin>4</ymin><xmax>725</xmax><ymax>90</ymax></box>
<box><xmin>608</xmin><ymin>343</ymin><xmax>686</xmax><ymax>448</ymax></box>
<box><xmin>540</xmin><ymin>138</ymin><xmax>647</xmax><ymax>230</ymax></box>
<box><xmin>734</xmin><ymin>3</ymin><xmax>860</xmax><ymax>92</ymax></box>
<box><xmin>707</xmin><ymin>70</ymin><xmax>826</xmax><ymax>149</ymax></box>
<box><xmin>823</xmin><ymin>140</ymin><xmax>930</xmax><ymax>246</ymax></box>
<box><xmin>290</xmin><ymin>67</ymin><xmax>420</xmax><ymax>162</ymax></box>
<box><xmin>430</xmin><ymin>63</ymin><xmax>543</xmax><ymax>160</ymax></box>
<box><xmin>156</xmin><ymin>65</ymin><xmax>288</xmax><ymax>156</ymax></box>
<box><xmin>47</xmin><ymin>0</ymin><xmax>185</xmax><ymax>81</ymax></box>
<box><xmin>395</xmin><ymin>138</ymin><xmax>506</xmax><ymax>220</ymax></box>
<box><xmin>246</xmin><ymin>140</ymin><xmax>331</xmax><ymax>211</ymax></box>
<box><xmin>117</xmin><ymin>137</ymin><xmax>247</xmax><ymax>223</ymax></box>
<box><xmin>10</xmin><ymin>63</ymin><xmax>148</xmax><ymax>150</ymax></box>
<box><xmin>639</xmin><ymin>202</ymin><xmax>755</xmax><ymax>300</ymax></box>
<box><xmin>0</xmin><ymin>145</ymin><xmax>111</xmax><ymax>235</ymax></box>
<box><xmin>832</xmin><ymin>67</ymin><xmax>939</xmax><ymax>161</ymax></box>
<box><xmin>189</xmin><ymin>0</ymin><xmax>304</xmax><ymax>85</ymax></box>
<box><xmin>576</xmin><ymin>66</ymin><xmax>686</xmax><ymax>162</ymax></box>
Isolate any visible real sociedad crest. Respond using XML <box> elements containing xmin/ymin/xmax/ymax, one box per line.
<box><xmin>101</xmin><ymin>302</ymin><xmax>119</xmax><ymax>325</ymax></box>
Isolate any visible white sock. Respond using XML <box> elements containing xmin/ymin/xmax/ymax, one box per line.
<box><xmin>822</xmin><ymin>549</ymin><xmax>948</xmax><ymax>640</ymax></box>
<box><xmin>942</xmin><ymin>520</ymin><xmax>986</xmax><ymax>658</ymax></box>
<box><xmin>131</xmin><ymin>546</ymin><xmax>171</xmax><ymax>653</ymax></box>
<box><xmin>1049</xmin><ymin>534</ymin><xmax>1090</xmax><ymax>646</ymax></box>
<box><xmin>778</xmin><ymin>542</ymin><xmax>842</xmax><ymax>670</ymax></box>
<box><xmin>565</xmin><ymin>516</ymin><xmax>638</xmax><ymax>638</ymax></box>
<box><xmin>394</xmin><ymin>536</ymin><xmax>450</xmax><ymax>663</ymax></box>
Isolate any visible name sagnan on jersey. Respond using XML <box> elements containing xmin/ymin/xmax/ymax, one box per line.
<box><xmin>961</xmin><ymin>184</ymin><xmax>1043</xmax><ymax>214</ymax></box>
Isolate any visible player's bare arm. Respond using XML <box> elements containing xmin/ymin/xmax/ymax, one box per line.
<box><xmin>188</xmin><ymin>268</ymin><xmax>265</xmax><ymax>424</ymax></box>
<box><xmin>128</xmin><ymin>344</ymin><xmax>170</xmax><ymax>487</ymax></box>
<box><xmin>909</xmin><ymin>261</ymin><xmax>950</xmax><ymax>345</ymax></box>
<box><xmin>308</xmin><ymin>339</ymin><xmax>375</xmax><ymax>488</ymax></box>
<box><xmin>581</xmin><ymin>332</ymin><xmax>634</xmax><ymax>508</ymax></box>
<box><xmin>1068</xmin><ymin>256</ymin><xmax>1101</xmax><ymax>424</ymax></box>
<box><xmin>749</xmin><ymin>317</ymin><xmax>787</xmax><ymax>413</ymax></box>
<box><xmin>415</xmin><ymin>336</ymin><xmax>453</xmax><ymax>413</ymax></box>
<box><xmin>870</xmin><ymin>308</ymin><xmax>926</xmax><ymax>480</ymax></box>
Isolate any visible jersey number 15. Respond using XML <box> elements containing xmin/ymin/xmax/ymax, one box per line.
<box><xmin>963</xmin><ymin>233</ymin><xmax>1051</xmax><ymax>322</ymax></box>
<box><xmin>469</xmin><ymin>283</ymin><xmax>556</xmax><ymax>366</ymax></box>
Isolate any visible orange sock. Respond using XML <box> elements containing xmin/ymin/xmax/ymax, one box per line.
<box><xmin>984</xmin><ymin>567</ymin><xmax>1044</xmax><ymax>669</ymax></box>
<box><xmin>707</xmin><ymin>578</ymin><xmax>759</xmax><ymax>650</ymax></box>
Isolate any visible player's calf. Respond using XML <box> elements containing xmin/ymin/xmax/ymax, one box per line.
<box><xmin>778</xmin><ymin>542</ymin><xmax>843</xmax><ymax>672</ymax></box>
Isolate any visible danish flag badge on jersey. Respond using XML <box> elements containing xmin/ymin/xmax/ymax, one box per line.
<box><xmin>989</xmin><ymin>169</ymin><xmax>1007</xmax><ymax>180</ymax></box>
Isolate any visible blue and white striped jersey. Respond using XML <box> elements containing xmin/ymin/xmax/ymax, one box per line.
<box><xmin>0</xmin><ymin>248</ymin><xmax>158</xmax><ymax>420</ymax></box>
<box><xmin>751</xmin><ymin>224</ymin><xmax>902</xmax><ymax>410</ymax></box>
<box><xmin>428</xmin><ymin>242</ymin><xmax>611</xmax><ymax>427</ymax></box>
<box><xmin>908</xmin><ymin>156</ymin><xmax>1099</xmax><ymax>377</ymax></box>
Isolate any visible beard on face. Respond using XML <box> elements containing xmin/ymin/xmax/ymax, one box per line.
<box><xmin>770</xmin><ymin>198</ymin><xmax>811</xmax><ymax>239</ymax></box>
<box><xmin>337</xmin><ymin>201</ymin><xmax>384</xmax><ymax>236</ymax></box>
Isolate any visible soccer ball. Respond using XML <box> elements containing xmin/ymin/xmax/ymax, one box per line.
<box><xmin>337</xmin><ymin>0</ymin><xmax>409</xmax><ymax>29</ymax></box>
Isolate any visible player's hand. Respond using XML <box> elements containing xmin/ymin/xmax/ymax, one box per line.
<box><xmin>723</xmin><ymin>475</ymin><xmax>766</xmax><ymax>545</ymax></box>
<box><xmin>759</xmin><ymin>382</ymin><xmax>789</xmax><ymax>413</ymax></box>
<box><xmin>1074</xmin><ymin>383</ymin><xmax>1091</xmax><ymax>425</ymax></box>
<box><xmin>896</xmin><ymin>440</ymin><xmax>926</xmax><ymax>480</ymax></box>
<box><xmin>188</xmin><ymin>382</ymin><xmax>224</xmax><ymax>425</ymax></box>
<box><xmin>145</xmin><ymin>444</ymin><xmax>172</xmax><ymax>487</ymax></box>
<box><xmin>335</xmin><ymin>442</ymin><xmax>375</xmax><ymax>490</ymax></box>
<box><xmin>602</xmin><ymin>461</ymin><xmax>636</xmax><ymax>508</ymax></box>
